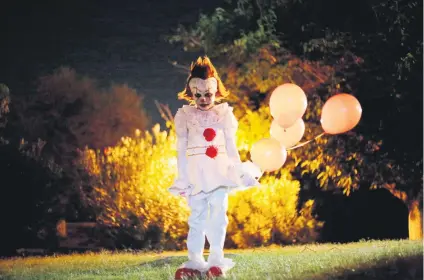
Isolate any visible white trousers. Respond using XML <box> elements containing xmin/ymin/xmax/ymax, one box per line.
<box><xmin>182</xmin><ymin>187</ymin><xmax>234</xmax><ymax>272</ymax></box>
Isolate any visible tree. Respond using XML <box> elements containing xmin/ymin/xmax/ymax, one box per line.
<box><xmin>0</xmin><ymin>83</ymin><xmax>10</xmax><ymax>141</ymax></box>
<box><xmin>0</xmin><ymin>84</ymin><xmax>64</xmax><ymax>255</ymax></box>
<box><xmin>168</xmin><ymin>0</ymin><xmax>423</xmax><ymax>239</ymax></box>
<box><xmin>15</xmin><ymin>67</ymin><xmax>149</xmax><ymax>164</ymax></box>
<box><xmin>6</xmin><ymin>67</ymin><xmax>150</xmax><ymax>230</ymax></box>
<box><xmin>283</xmin><ymin>0</ymin><xmax>423</xmax><ymax>240</ymax></box>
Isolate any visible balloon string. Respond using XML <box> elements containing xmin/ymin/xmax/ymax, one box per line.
<box><xmin>287</xmin><ymin>132</ymin><xmax>326</xmax><ymax>150</ymax></box>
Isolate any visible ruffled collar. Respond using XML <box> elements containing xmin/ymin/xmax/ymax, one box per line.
<box><xmin>182</xmin><ymin>103</ymin><xmax>231</xmax><ymax>128</ymax></box>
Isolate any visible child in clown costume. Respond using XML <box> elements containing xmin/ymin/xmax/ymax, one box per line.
<box><xmin>169</xmin><ymin>56</ymin><xmax>262</xmax><ymax>279</ymax></box>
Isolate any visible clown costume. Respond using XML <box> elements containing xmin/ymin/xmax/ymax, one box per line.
<box><xmin>168</xmin><ymin>56</ymin><xmax>262</xmax><ymax>279</ymax></box>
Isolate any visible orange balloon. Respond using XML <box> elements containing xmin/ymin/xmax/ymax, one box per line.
<box><xmin>320</xmin><ymin>93</ymin><xmax>362</xmax><ymax>134</ymax></box>
<box><xmin>269</xmin><ymin>83</ymin><xmax>307</xmax><ymax>128</ymax></box>
<box><xmin>250</xmin><ymin>138</ymin><xmax>287</xmax><ymax>172</ymax></box>
<box><xmin>270</xmin><ymin>118</ymin><xmax>305</xmax><ymax>148</ymax></box>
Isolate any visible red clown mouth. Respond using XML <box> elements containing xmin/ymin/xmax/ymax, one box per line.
<box><xmin>199</xmin><ymin>104</ymin><xmax>210</xmax><ymax>108</ymax></box>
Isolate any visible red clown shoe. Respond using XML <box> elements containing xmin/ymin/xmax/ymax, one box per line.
<box><xmin>174</xmin><ymin>268</ymin><xmax>202</xmax><ymax>280</ymax></box>
<box><xmin>206</xmin><ymin>266</ymin><xmax>225</xmax><ymax>278</ymax></box>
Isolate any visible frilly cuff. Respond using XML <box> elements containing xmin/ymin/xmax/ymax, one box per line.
<box><xmin>180</xmin><ymin>256</ymin><xmax>235</xmax><ymax>273</ymax></box>
<box><xmin>207</xmin><ymin>256</ymin><xmax>236</xmax><ymax>272</ymax></box>
<box><xmin>179</xmin><ymin>259</ymin><xmax>208</xmax><ymax>272</ymax></box>
<box><xmin>228</xmin><ymin>161</ymin><xmax>263</xmax><ymax>191</ymax></box>
<box><xmin>240</xmin><ymin>161</ymin><xmax>263</xmax><ymax>181</ymax></box>
<box><xmin>168</xmin><ymin>178</ymin><xmax>193</xmax><ymax>198</ymax></box>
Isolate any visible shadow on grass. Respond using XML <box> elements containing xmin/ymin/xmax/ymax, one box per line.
<box><xmin>140</xmin><ymin>254</ymin><xmax>239</xmax><ymax>268</ymax></box>
<box><xmin>140</xmin><ymin>256</ymin><xmax>186</xmax><ymax>268</ymax></box>
<box><xmin>314</xmin><ymin>255</ymin><xmax>423</xmax><ymax>280</ymax></box>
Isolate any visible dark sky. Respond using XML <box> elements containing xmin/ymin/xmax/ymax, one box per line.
<box><xmin>1</xmin><ymin>0</ymin><xmax>223</xmax><ymax>125</ymax></box>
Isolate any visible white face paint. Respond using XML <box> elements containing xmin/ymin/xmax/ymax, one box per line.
<box><xmin>188</xmin><ymin>77</ymin><xmax>218</xmax><ymax>111</ymax></box>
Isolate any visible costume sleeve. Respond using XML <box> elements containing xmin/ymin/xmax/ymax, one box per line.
<box><xmin>174</xmin><ymin>109</ymin><xmax>188</xmax><ymax>180</ymax></box>
<box><xmin>224</xmin><ymin>108</ymin><xmax>242</xmax><ymax>164</ymax></box>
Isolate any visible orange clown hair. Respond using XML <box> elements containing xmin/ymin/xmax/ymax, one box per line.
<box><xmin>178</xmin><ymin>56</ymin><xmax>230</xmax><ymax>103</ymax></box>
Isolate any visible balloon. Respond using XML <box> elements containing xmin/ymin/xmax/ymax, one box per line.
<box><xmin>276</xmin><ymin>112</ymin><xmax>299</xmax><ymax>129</ymax></box>
<box><xmin>269</xmin><ymin>83</ymin><xmax>307</xmax><ymax>128</ymax></box>
<box><xmin>320</xmin><ymin>93</ymin><xmax>362</xmax><ymax>134</ymax></box>
<box><xmin>270</xmin><ymin>118</ymin><xmax>305</xmax><ymax>148</ymax></box>
<box><xmin>250</xmin><ymin>138</ymin><xmax>287</xmax><ymax>172</ymax></box>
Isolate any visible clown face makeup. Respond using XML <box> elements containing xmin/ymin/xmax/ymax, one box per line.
<box><xmin>189</xmin><ymin>77</ymin><xmax>218</xmax><ymax>111</ymax></box>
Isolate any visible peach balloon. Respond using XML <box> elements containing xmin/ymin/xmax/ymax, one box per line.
<box><xmin>250</xmin><ymin>138</ymin><xmax>287</xmax><ymax>172</ymax></box>
<box><xmin>270</xmin><ymin>118</ymin><xmax>305</xmax><ymax>148</ymax></box>
<box><xmin>320</xmin><ymin>93</ymin><xmax>362</xmax><ymax>134</ymax></box>
<box><xmin>269</xmin><ymin>83</ymin><xmax>307</xmax><ymax>128</ymax></box>
<box><xmin>276</xmin><ymin>112</ymin><xmax>299</xmax><ymax>129</ymax></box>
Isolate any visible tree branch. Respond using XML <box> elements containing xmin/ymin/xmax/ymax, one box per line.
<box><xmin>167</xmin><ymin>59</ymin><xmax>190</xmax><ymax>74</ymax></box>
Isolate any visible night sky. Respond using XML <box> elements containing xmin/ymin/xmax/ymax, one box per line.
<box><xmin>1</xmin><ymin>0</ymin><xmax>224</xmax><ymax>125</ymax></box>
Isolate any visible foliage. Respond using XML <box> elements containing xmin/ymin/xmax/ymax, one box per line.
<box><xmin>80</xmin><ymin>125</ymin><xmax>189</xmax><ymax>249</ymax></box>
<box><xmin>166</xmin><ymin>2</ymin><xmax>279</xmax><ymax>58</ymax></box>
<box><xmin>15</xmin><ymin>67</ymin><xmax>149</xmax><ymax>164</ymax></box>
<box><xmin>0</xmin><ymin>83</ymin><xmax>76</xmax><ymax>255</ymax></box>
<box><xmin>0</xmin><ymin>83</ymin><xmax>10</xmax><ymax>129</ymax></box>
<box><xmin>0</xmin><ymin>143</ymin><xmax>64</xmax><ymax>256</ymax></box>
<box><xmin>10</xmin><ymin>68</ymin><xmax>151</xmax><ymax>238</ymax></box>
<box><xmin>0</xmin><ymin>70</ymin><xmax>152</xmax><ymax>253</ymax></box>
<box><xmin>80</xmin><ymin>118</ymin><xmax>323</xmax><ymax>249</ymax></box>
<box><xmin>0</xmin><ymin>83</ymin><xmax>10</xmax><ymax>144</ymax></box>
<box><xmin>227</xmin><ymin>175</ymin><xmax>322</xmax><ymax>247</ymax></box>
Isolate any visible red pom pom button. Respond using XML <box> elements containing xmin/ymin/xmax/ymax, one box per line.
<box><xmin>205</xmin><ymin>145</ymin><xmax>218</xmax><ymax>158</ymax></box>
<box><xmin>203</xmin><ymin>128</ymin><xmax>216</xmax><ymax>141</ymax></box>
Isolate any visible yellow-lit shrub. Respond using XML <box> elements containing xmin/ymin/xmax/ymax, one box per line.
<box><xmin>81</xmin><ymin>124</ymin><xmax>190</xmax><ymax>248</ymax></box>
<box><xmin>227</xmin><ymin>174</ymin><xmax>323</xmax><ymax>248</ymax></box>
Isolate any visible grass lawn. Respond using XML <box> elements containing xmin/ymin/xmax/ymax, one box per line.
<box><xmin>0</xmin><ymin>239</ymin><xmax>422</xmax><ymax>280</ymax></box>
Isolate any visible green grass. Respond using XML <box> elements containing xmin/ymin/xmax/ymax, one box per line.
<box><xmin>0</xmin><ymin>240</ymin><xmax>422</xmax><ymax>280</ymax></box>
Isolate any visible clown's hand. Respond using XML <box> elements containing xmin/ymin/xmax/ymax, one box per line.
<box><xmin>240</xmin><ymin>173</ymin><xmax>261</xmax><ymax>187</ymax></box>
<box><xmin>177</xmin><ymin>190</ymin><xmax>189</xmax><ymax>198</ymax></box>
<box><xmin>168</xmin><ymin>178</ymin><xmax>193</xmax><ymax>198</ymax></box>
<box><xmin>233</xmin><ymin>161</ymin><xmax>263</xmax><ymax>188</ymax></box>
<box><xmin>241</xmin><ymin>161</ymin><xmax>263</xmax><ymax>181</ymax></box>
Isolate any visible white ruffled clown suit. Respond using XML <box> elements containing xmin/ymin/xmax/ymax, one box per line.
<box><xmin>169</xmin><ymin>102</ymin><xmax>262</xmax><ymax>273</ymax></box>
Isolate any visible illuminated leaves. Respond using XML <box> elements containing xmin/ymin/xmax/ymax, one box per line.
<box><xmin>80</xmin><ymin>125</ymin><xmax>189</xmax><ymax>247</ymax></box>
<box><xmin>227</xmin><ymin>176</ymin><xmax>323</xmax><ymax>248</ymax></box>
